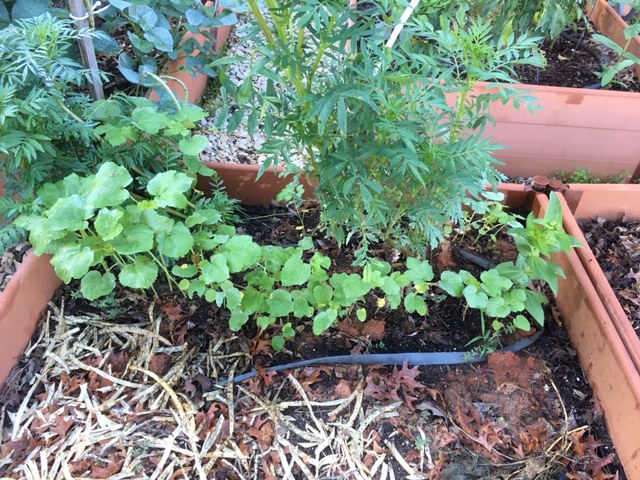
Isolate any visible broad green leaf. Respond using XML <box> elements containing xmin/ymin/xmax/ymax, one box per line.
<box><xmin>480</xmin><ymin>269</ymin><xmax>512</xmax><ymax>296</ymax></box>
<box><xmin>46</xmin><ymin>195</ymin><xmax>93</xmax><ymax>232</ymax></box>
<box><xmin>281</xmin><ymin>254</ymin><xmax>311</xmax><ymax>286</ymax></box>
<box><xmin>171</xmin><ymin>263</ymin><xmax>198</xmax><ymax>278</ymax></box>
<box><xmin>524</xmin><ymin>289</ymin><xmax>548</xmax><ymax>326</ymax></box>
<box><xmin>12</xmin><ymin>0</ymin><xmax>49</xmax><ymax>19</ymax></box>
<box><xmin>463</xmin><ymin>285</ymin><xmax>489</xmax><ymax>309</ymax></box>
<box><xmin>179</xmin><ymin>135</ymin><xmax>209</xmax><ymax>156</ymax></box>
<box><xmin>225</xmin><ymin>287</ymin><xmax>243</xmax><ymax>310</ymax></box>
<box><xmin>241</xmin><ymin>286</ymin><xmax>264</xmax><ymax>315</ymax></box>
<box><xmin>527</xmin><ymin>256</ymin><xmax>560</xmax><ymax>295</ymax></box>
<box><xmin>281</xmin><ymin>323</ymin><xmax>295</xmax><ymax>339</ymax></box>
<box><xmin>299</xmin><ymin>236</ymin><xmax>314</xmax><ymax>250</ymax></box>
<box><xmin>513</xmin><ymin>315</ymin><xmax>531</xmax><ymax>332</ymax></box>
<box><xmin>439</xmin><ymin>271</ymin><xmax>464</xmax><ymax>297</ymax></box>
<box><xmin>544</xmin><ymin>192</ymin><xmax>562</xmax><ymax>225</ymax></box>
<box><xmin>330</xmin><ymin>273</ymin><xmax>370</xmax><ymax>305</ymax></box>
<box><xmin>186</xmin><ymin>209</ymin><xmax>221</xmax><ymax>227</ymax></box>
<box><xmin>356</xmin><ymin>308</ymin><xmax>367</xmax><ymax>321</ymax></box>
<box><xmin>118</xmin><ymin>52</ymin><xmax>141</xmax><ymax>83</ymax></box>
<box><xmin>486</xmin><ymin>297</ymin><xmax>510</xmax><ymax>318</ymax></box>
<box><xmin>127</xmin><ymin>4</ymin><xmax>158</xmax><ymax>30</ymax></box>
<box><xmin>221</xmin><ymin>235</ymin><xmax>261</xmax><ymax>272</ymax></box>
<box><xmin>201</xmin><ymin>254</ymin><xmax>230</xmax><ymax>284</ymax></box>
<box><xmin>128</xmin><ymin>32</ymin><xmax>154</xmax><ymax>53</ymax></box>
<box><xmin>95</xmin><ymin>208</ymin><xmax>124</xmax><ymax>240</ymax></box>
<box><xmin>246</xmin><ymin>270</ymin><xmax>274</xmax><ymax>290</ymax></box>
<box><xmin>312</xmin><ymin>284</ymin><xmax>333</xmax><ymax>306</ymax></box>
<box><xmin>157</xmin><ymin>223</ymin><xmax>193</xmax><ymax>258</ymax></box>
<box><xmin>292</xmin><ymin>290</ymin><xmax>313</xmax><ymax>318</ymax></box>
<box><xmin>271</xmin><ymin>335</ymin><xmax>285</xmax><ymax>351</ymax></box>
<box><xmin>81</xmin><ymin>271</ymin><xmax>116</xmax><ymax>300</ymax></box>
<box><xmin>229</xmin><ymin>309</ymin><xmax>249</xmax><ymax>331</ymax></box>
<box><xmin>147</xmin><ymin>171</ymin><xmax>194</xmax><ymax>208</ymax></box>
<box><xmin>131</xmin><ymin>106</ymin><xmax>168</xmax><ymax>134</ymax></box>
<box><xmin>112</xmin><ymin>224</ymin><xmax>154</xmax><ymax>254</ymax></box>
<box><xmin>144</xmin><ymin>27</ymin><xmax>174</xmax><ymax>52</ymax></box>
<box><xmin>86</xmin><ymin>162</ymin><xmax>132</xmax><ymax>208</ymax></box>
<box><xmin>119</xmin><ymin>256</ymin><xmax>158</xmax><ymax>288</ymax></box>
<box><xmin>592</xmin><ymin>34</ymin><xmax>623</xmax><ymax>54</ymax></box>
<box><xmin>404</xmin><ymin>292</ymin><xmax>427</xmax><ymax>316</ymax></box>
<box><xmin>51</xmin><ymin>245</ymin><xmax>94</xmax><ymax>283</ymax></box>
<box><xmin>405</xmin><ymin>257</ymin><xmax>434</xmax><ymax>282</ymax></box>
<box><xmin>257</xmin><ymin>316</ymin><xmax>271</xmax><ymax>329</ymax></box>
<box><xmin>141</xmin><ymin>210</ymin><xmax>174</xmax><ymax>233</ymax></box>
<box><xmin>267</xmin><ymin>289</ymin><xmax>294</xmax><ymax>317</ymax></box>
<box><xmin>313</xmin><ymin>308</ymin><xmax>338</xmax><ymax>335</ymax></box>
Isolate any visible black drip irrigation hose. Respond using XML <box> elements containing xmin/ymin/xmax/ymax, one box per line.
<box><xmin>560</xmin><ymin>31</ymin><xmax>606</xmax><ymax>89</ymax></box>
<box><xmin>220</xmin><ymin>246</ymin><xmax>545</xmax><ymax>385</ymax></box>
<box><xmin>224</xmin><ymin>331</ymin><xmax>544</xmax><ymax>384</ymax></box>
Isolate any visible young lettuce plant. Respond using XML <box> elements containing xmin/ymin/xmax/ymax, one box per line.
<box><xmin>219</xmin><ymin>0</ymin><xmax>543</xmax><ymax>263</ymax></box>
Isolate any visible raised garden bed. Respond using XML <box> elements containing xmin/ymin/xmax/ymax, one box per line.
<box><xmin>0</xmin><ymin>187</ymin><xmax>628</xmax><ymax>479</ymax></box>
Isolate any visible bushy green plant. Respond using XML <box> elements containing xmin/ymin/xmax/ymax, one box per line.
<box><xmin>553</xmin><ymin>168</ymin><xmax>627</xmax><ymax>184</ymax></box>
<box><xmin>20</xmin><ymin>169</ymin><xmax>580</xmax><ymax>352</ymax></box>
<box><xmin>407</xmin><ymin>0</ymin><xmax>583</xmax><ymax>45</ymax></box>
<box><xmin>18</xmin><ymin>162</ymin><xmax>435</xmax><ymax>349</ymax></box>
<box><xmin>0</xmin><ymin>14</ymin><xmax>216</xmax><ymax>250</ymax></box>
<box><xmin>439</xmin><ymin>192</ymin><xmax>582</xmax><ymax>351</ymax></box>
<box><xmin>0</xmin><ymin>14</ymin><xmax>99</xmax><ymax>248</ymax></box>
<box><xmin>0</xmin><ymin>0</ymin><xmax>239</xmax><ymax>93</ymax></box>
<box><xmin>218</xmin><ymin>0</ymin><xmax>543</xmax><ymax>263</ymax></box>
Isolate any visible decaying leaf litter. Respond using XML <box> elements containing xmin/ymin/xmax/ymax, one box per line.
<box><xmin>0</xmin><ymin>281</ymin><xmax>622</xmax><ymax>479</ymax></box>
<box><xmin>580</xmin><ymin>219</ymin><xmax>640</xmax><ymax>337</ymax></box>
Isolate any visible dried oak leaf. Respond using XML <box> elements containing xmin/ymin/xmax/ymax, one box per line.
<box><xmin>247</xmin><ymin>414</ymin><xmax>276</xmax><ymax>450</ymax></box>
<box><xmin>90</xmin><ymin>456</ymin><xmax>124</xmax><ymax>478</ymax></box>
<box><xmin>148</xmin><ymin>353</ymin><xmax>171</xmax><ymax>376</ymax></box>
<box><xmin>361</xmin><ymin>319</ymin><xmax>386</xmax><ymax>340</ymax></box>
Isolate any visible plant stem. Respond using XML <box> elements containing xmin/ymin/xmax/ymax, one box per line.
<box><xmin>145</xmin><ymin>72</ymin><xmax>183</xmax><ymax>111</ymax></box>
<box><xmin>56</xmin><ymin>99</ymin><xmax>85</xmax><ymax>124</ymax></box>
<box><xmin>148</xmin><ymin>251</ymin><xmax>177</xmax><ymax>292</ymax></box>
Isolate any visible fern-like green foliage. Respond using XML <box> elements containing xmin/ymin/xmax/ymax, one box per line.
<box><xmin>221</xmin><ymin>1</ymin><xmax>544</xmax><ymax>262</ymax></box>
<box><xmin>0</xmin><ymin>14</ymin><xmax>100</xmax><ymax>248</ymax></box>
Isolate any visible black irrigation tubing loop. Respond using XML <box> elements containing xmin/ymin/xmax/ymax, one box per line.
<box><xmin>218</xmin><ymin>244</ymin><xmax>544</xmax><ymax>386</ymax></box>
<box><xmin>222</xmin><ymin>330</ymin><xmax>544</xmax><ymax>385</ymax></box>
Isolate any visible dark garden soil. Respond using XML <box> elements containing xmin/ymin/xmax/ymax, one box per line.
<box><xmin>0</xmin><ymin>205</ymin><xmax>625</xmax><ymax>479</ymax></box>
<box><xmin>579</xmin><ymin>218</ymin><xmax>640</xmax><ymax>338</ymax></box>
<box><xmin>515</xmin><ymin>20</ymin><xmax>640</xmax><ymax>92</ymax></box>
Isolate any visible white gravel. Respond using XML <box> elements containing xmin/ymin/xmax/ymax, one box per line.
<box><xmin>199</xmin><ymin>14</ymin><xmax>306</xmax><ymax>166</ymax></box>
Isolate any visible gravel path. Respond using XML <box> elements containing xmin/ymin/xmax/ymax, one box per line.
<box><xmin>199</xmin><ymin>15</ymin><xmax>274</xmax><ymax>166</ymax></box>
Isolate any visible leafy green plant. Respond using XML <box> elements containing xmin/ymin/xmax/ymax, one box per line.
<box><xmin>76</xmin><ymin>0</ymin><xmax>240</xmax><ymax>92</ymax></box>
<box><xmin>593</xmin><ymin>23</ymin><xmax>640</xmax><ymax>88</ymax></box>
<box><xmin>553</xmin><ymin>168</ymin><xmax>627</xmax><ymax>184</ymax></box>
<box><xmin>439</xmin><ymin>192</ymin><xmax>582</xmax><ymax>350</ymax></box>
<box><xmin>16</xmin><ymin>162</ymin><xmax>236</xmax><ymax>298</ymax></box>
<box><xmin>407</xmin><ymin>0</ymin><xmax>583</xmax><ymax>46</ymax></box>
<box><xmin>0</xmin><ymin>0</ymin><xmax>240</xmax><ymax>97</ymax></box>
<box><xmin>219</xmin><ymin>0</ymin><xmax>543</xmax><ymax>263</ymax></box>
<box><xmin>19</xmin><ymin>161</ymin><xmax>439</xmax><ymax>350</ymax></box>
<box><xmin>0</xmin><ymin>14</ymin><xmax>99</xmax><ymax>248</ymax></box>
<box><xmin>0</xmin><ymin>13</ymin><xmax>217</xmax><ymax>250</ymax></box>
